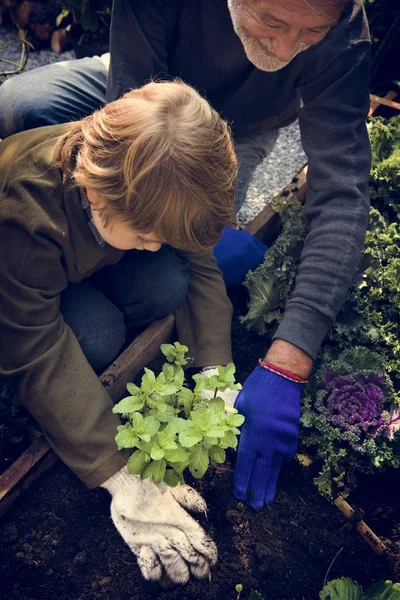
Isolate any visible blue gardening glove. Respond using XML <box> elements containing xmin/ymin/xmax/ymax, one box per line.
<box><xmin>214</xmin><ymin>227</ymin><xmax>268</xmax><ymax>288</ymax></box>
<box><xmin>233</xmin><ymin>365</ymin><xmax>302</xmax><ymax>510</ymax></box>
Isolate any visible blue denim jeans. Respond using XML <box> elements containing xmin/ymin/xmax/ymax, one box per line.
<box><xmin>60</xmin><ymin>246</ymin><xmax>189</xmax><ymax>372</ymax></box>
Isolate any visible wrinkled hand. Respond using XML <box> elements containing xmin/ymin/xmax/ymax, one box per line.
<box><xmin>233</xmin><ymin>366</ymin><xmax>302</xmax><ymax>510</ymax></box>
<box><xmin>102</xmin><ymin>468</ymin><xmax>217</xmax><ymax>584</ymax></box>
<box><xmin>201</xmin><ymin>367</ymin><xmax>239</xmax><ymax>408</ymax></box>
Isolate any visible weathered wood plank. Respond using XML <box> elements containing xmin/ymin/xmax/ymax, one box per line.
<box><xmin>369</xmin><ymin>92</ymin><xmax>400</xmax><ymax>115</ymax></box>
<box><xmin>100</xmin><ymin>314</ymin><xmax>175</xmax><ymax>399</ymax></box>
<box><xmin>245</xmin><ymin>163</ymin><xmax>308</xmax><ymax>243</ymax></box>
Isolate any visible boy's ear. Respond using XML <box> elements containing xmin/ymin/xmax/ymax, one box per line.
<box><xmin>86</xmin><ymin>188</ymin><xmax>104</xmax><ymax>207</ymax></box>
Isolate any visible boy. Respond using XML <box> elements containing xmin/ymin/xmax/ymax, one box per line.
<box><xmin>0</xmin><ymin>80</ymin><xmax>237</xmax><ymax>584</ymax></box>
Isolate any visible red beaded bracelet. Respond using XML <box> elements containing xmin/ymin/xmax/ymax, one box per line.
<box><xmin>258</xmin><ymin>359</ymin><xmax>309</xmax><ymax>384</ymax></box>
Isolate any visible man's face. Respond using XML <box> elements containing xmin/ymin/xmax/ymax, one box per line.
<box><xmin>228</xmin><ymin>0</ymin><xmax>343</xmax><ymax>71</ymax></box>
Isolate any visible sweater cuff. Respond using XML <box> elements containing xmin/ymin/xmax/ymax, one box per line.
<box><xmin>273</xmin><ymin>303</ymin><xmax>332</xmax><ymax>361</ymax></box>
<box><xmin>101</xmin><ymin>465</ymin><xmax>136</xmax><ymax>494</ymax></box>
<box><xmin>191</xmin><ymin>352</ymin><xmax>233</xmax><ymax>370</ymax></box>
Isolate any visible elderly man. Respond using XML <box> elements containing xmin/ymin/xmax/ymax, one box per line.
<box><xmin>0</xmin><ymin>0</ymin><xmax>371</xmax><ymax>585</ymax></box>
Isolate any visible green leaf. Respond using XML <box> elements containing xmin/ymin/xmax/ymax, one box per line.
<box><xmin>220</xmin><ymin>362</ymin><xmax>236</xmax><ymax>380</ymax></box>
<box><xmin>208</xmin><ymin>397</ymin><xmax>225</xmax><ymax>413</ymax></box>
<box><xmin>229</xmin><ymin>426</ymin><xmax>241</xmax><ymax>436</ymax></box>
<box><xmin>169</xmin><ymin>416</ymin><xmax>188</xmax><ymax>432</ymax></box>
<box><xmin>148</xmin><ymin>405</ymin><xmax>176</xmax><ymax>423</ymax></box>
<box><xmin>127</xmin><ymin>450</ymin><xmax>147</xmax><ymax>475</ymax></box>
<box><xmin>179</xmin><ymin>423</ymin><xmax>203</xmax><ymax>448</ymax></box>
<box><xmin>159</xmin><ymin>383</ymin><xmax>181</xmax><ymax>396</ymax></box>
<box><xmin>142</xmin><ymin>415</ymin><xmax>160</xmax><ymax>437</ymax></box>
<box><xmin>131</xmin><ymin>412</ymin><xmax>144</xmax><ymax>431</ymax></box>
<box><xmin>157</xmin><ymin>425</ymin><xmax>178</xmax><ymax>449</ymax></box>
<box><xmin>219</xmin><ymin>430</ymin><xmax>238</xmax><ymax>449</ymax></box>
<box><xmin>319</xmin><ymin>578</ymin><xmax>363</xmax><ymax>600</ymax></box>
<box><xmin>161</xmin><ymin>342</ymin><xmax>189</xmax><ymax>366</ymax></box>
<box><xmin>203</xmin><ymin>436</ymin><xmax>219</xmax><ymax>449</ymax></box>
<box><xmin>135</xmin><ymin>440</ymin><xmax>153</xmax><ymax>454</ymax></box>
<box><xmin>169</xmin><ymin>459</ymin><xmax>189</xmax><ymax>473</ymax></box>
<box><xmin>174</xmin><ymin>342</ymin><xmax>189</xmax><ymax>354</ymax></box>
<box><xmin>191</xmin><ymin>406</ymin><xmax>219</xmax><ymax>431</ymax></box>
<box><xmin>126</xmin><ymin>382</ymin><xmax>140</xmax><ymax>395</ymax></box>
<box><xmin>173</xmin><ymin>367</ymin><xmax>185</xmax><ymax>388</ymax></box>
<box><xmin>161</xmin><ymin>343</ymin><xmax>176</xmax><ymax>362</ymax></box>
<box><xmin>162</xmin><ymin>363</ymin><xmax>176</xmax><ymax>382</ymax></box>
<box><xmin>207</xmin><ymin>426</ymin><xmax>228</xmax><ymax>438</ymax></box>
<box><xmin>164</xmin><ymin>446</ymin><xmax>189</xmax><ymax>463</ymax></box>
<box><xmin>164</xmin><ymin>468</ymin><xmax>182</xmax><ymax>487</ymax></box>
<box><xmin>189</xmin><ymin>443</ymin><xmax>209</xmax><ymax>478</ymax></box>
<box><xmin>365</xmin><ymin>580</ymin><xmax>400</xmax><ymax>600</ymax></box>
<box><xmin>150</xmin><ymin>443</ymin><xmax>165</xmax><ymax>461</ymax></box>
<box><xmin>142</xmin><ymin>459</ymin><xmax>167</xmax><ymax>484</ymax></box>
<box><xmin>314</xmin><ymin>470</ymin><xmax>333</xmax><ymax>498</ymax></box>
<box><xmin>141</xmin><ymin>368</ymin><xmax>156</xmax><ymax>395</ymax></box>
<box><xmin>227</xmin><ymin>413</ymin><xmax>245</xmax><ymax>427</ymax></box>
<box><xmin>112</xmin><ymin>395</ymin><xmax>144</xmax><ymax>414</ymax></box>
<box><xmin>177</xmin><ymin>388</ymin><xmax>194</xmax><ymax>416</ymax></box>
<box><xmin>214</xmin><ymin>363</ymin><xmax>238</xmax><ymax>390</ymax></box>
<box><xmin>209</xmin><ymin>445</ymin><xmax>226</xmax><ymax>464</ymax></box>
<box><xmin>249</xmin><ymin>592</ymin><xmax>265</xmax><ymax>600</ymax></box>
<box><xmin>115</xmin><ymin>423</ymin><xmax>139</xmax><ymax>450</ymax></box>
<box><xmin>192</xmin><ymin>372</ymin><xmax>207</xmax><ymax>394</ymax></box>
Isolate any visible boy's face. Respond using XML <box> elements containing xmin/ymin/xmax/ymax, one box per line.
<box><xmin>86</xmin><ymin>189</ymin><xmax>163</xmax><ymax>252</ymax></box>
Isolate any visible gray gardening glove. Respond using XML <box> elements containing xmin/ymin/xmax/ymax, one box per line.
<box><xmin>101</xmin><ymin>467</ymin><xmax>217</xmax><ymax>584</ymax></box>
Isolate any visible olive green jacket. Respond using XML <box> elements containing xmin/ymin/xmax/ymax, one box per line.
<box><xmin>0</xmin><ymin>125</ymin><xmax>232</xmax><ymax>487</ymax></box>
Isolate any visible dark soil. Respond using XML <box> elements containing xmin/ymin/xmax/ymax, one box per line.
<box><xmin>0</xmin><ymin>293</ymin><xmax>399</xmax><ymax>600</ymax></box>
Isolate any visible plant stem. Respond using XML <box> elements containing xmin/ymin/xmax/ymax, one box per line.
<box><xmin>323</xmin><ymin>546</ymin><xmax>344</xmax><ymax>586</ymax></box>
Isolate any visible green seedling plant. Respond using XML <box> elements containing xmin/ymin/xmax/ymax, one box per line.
<box><xmin>113</xmin><ymin>342</ymin><xmax>243</xmax><ymax>486</ymax></box>
<box><xmin>235</xmin><ymin>585</ymin><xmax>265</xmax><ymax>600</ymax></box>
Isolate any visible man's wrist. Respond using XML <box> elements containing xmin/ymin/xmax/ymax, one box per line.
<box><xmin>263</xmin><ymin>339</ymin><xmax>313</xmax><ymax>380</ymax></box>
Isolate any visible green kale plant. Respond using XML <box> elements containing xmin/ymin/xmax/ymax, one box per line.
<box><xmin>240</xmin><ymin>192</ymin><xmax>307</xmax><ymax>335</ymax></box>
<box><xmin>320</xmin><ymin>577</ymin><xmax>400</xmax><ymax>600</ymax></box>
<box><xmin>368</xmin><ymin>115</ymin><xmax>400</xmax><ymax>220</ymax></box>
<box><xmin>336</xmin><ymin>208</ymin><xmax>400</xmax><ymax>375</ymax></box>
<box><xmin>113</xmin><ymin>342</ymin><xmax>243</xmax><ymax>486</ymax></box>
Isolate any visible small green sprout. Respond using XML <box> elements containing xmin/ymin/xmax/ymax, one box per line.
<box><xmin>235</xmin><ymin>583</ymin><xmax>243</xmax><ymax>599</ymax></box>
<box><xmin>113</xmin><ymin>342</ymin><xmax>243</xmax><ymax>486</ymax></box>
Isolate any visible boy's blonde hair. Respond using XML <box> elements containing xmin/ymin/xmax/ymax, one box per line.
<box><xmin>55</xmin><ymin>80</ymin><xmax>237</xmax><ymax>252</ymax></box>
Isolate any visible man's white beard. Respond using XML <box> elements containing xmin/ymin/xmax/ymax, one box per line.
<box><xmin>240</xmin><ymin>35</ymin><xmax>309</xmax><ymax>71</ymax></box>
<box><xmin>227</xmin><ymin>0</ymin><xmax>310</xmax><ymax>72</ymax></box>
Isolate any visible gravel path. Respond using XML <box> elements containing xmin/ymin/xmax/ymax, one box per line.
<box><xmin>0</xmin><ymin>25</ymin><xmax>307</xmax><ymax>224</ymax></box>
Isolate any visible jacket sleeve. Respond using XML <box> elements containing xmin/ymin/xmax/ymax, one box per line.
<box><xmin>174</xmin><ymin>250</ymin><xmax>233</xmax><ymax>368</ymax></box>
<box><xmin>0</xmin><ymin>222</ymin><xmax>128</xmax><ymax>488</ymax></box>
<box><xmin>107</xmin><ymin>0</ymin><xmax>170</xmax><ymax>101</ymax></box>
<box><xmin>273</xmin><ymin>41</ymin><xmax>372</xmax><ymax>361</ymax></box>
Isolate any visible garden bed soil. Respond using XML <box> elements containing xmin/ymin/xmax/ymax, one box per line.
<box><xmin>0</xmin><ymin>300</ymin><xmax>399</xmax><ymax>600</ymax></box>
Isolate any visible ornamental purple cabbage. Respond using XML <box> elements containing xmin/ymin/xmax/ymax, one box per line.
<box><xmin>317</xmin><ymin>371</ymin><xmax>387</xmax><ymax>440</ymax></box>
